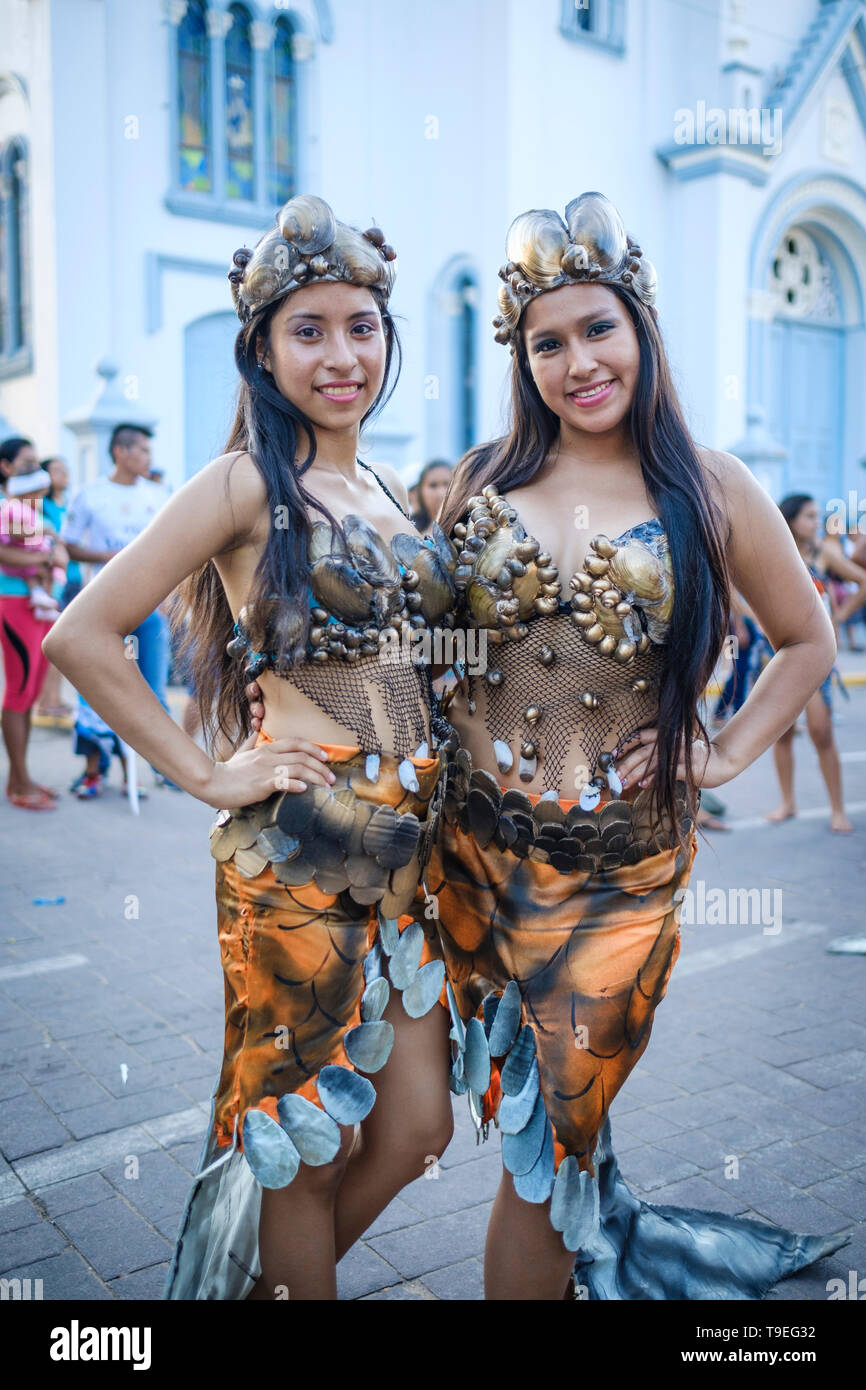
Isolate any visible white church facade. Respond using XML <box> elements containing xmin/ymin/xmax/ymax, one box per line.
<box><xmin>1</xmin><ymin>0</ymin><xmax>865</xmax><ymax>518</ymax></box>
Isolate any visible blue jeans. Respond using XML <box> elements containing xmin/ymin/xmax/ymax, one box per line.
<box><xmin>716</xmin><ymin>616</ymin><xmax>757</xmax><ymax>719</ymax></box>
<box><xmin>129</xmin><ymin>609</ymin><xmax>171</xmax><ymax>716</ymax></box>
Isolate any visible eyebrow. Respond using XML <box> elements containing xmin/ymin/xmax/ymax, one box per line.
<box><xmin>285</xmin><ymin>310</ymin><xmax>377</xmax><ymax>322</ymax></box>
<box><xmin>527</xmin><ymin>309</ymin><xmax>617</xmax><ymax>341</ymax></box>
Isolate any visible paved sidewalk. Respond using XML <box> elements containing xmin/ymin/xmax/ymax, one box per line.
<box><xmin>1</xmin><ymin>673</ymin><xmax>865</xmax><ymax>1301</ymax></box>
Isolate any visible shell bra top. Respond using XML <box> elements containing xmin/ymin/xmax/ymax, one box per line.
<box><xmin>225</xmin><ymin>469</ymin><xmax>460</xmax><ymax>760</ymax></box>
<box><xmin>451</xmin><ymin>483</ymin><xmax>675</xmax><ymax>799</ymax></box>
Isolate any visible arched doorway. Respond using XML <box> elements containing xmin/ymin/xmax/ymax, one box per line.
<box><xmin>747</xmin><ymin>176</ymin><xmax>866</xmax><ymax>509</ymax></box>
<box><xmin>183</xmin><ymin>311</ymin><xmax>239</xmax><ymax>477</ymax></box>
<box><xmin>426</xmin><ymin>257</ymin><xmax>481</xmax><ymax>463</ymax></box>
<box><xmin>766</xmin><ymin>226</ymin><xmax>844</xmax><ymax>500</ymax></box>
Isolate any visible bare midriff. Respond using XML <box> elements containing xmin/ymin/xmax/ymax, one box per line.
<box><xmin>253</xmin><ymin>656</ymin><xmax>432</xmax><ymax>757</ymax></box>
<box><xmin>447</xmin><ymin>612</ymin><xmax>664</xmax><ymax>800</ymax></box>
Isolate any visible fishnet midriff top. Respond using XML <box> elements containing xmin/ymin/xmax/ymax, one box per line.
<box><xmin>462</xmin><ymin>612</ymin><xmax>665</xmax><ymax>793</ymax></box>
<box><xmin>280</xmin><ymin>653</ymin><xmax>430</xmax><ymax>759</ymax></box>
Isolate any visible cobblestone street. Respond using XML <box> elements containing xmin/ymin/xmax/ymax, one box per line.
<box><xmin>2</xmin><ymin>667</ymin><xmax>865</xmax><ymax>1301</ymax></box>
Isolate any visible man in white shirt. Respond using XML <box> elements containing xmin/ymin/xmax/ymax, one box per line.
<box><xmin>62</xmin><ymin>424</ymin><xmax>178</xmax><ymax>791</ymax></box>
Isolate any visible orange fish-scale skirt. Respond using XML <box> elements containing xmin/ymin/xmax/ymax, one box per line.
<box><xmin>426</xmin><ymin>809</ymin><xmax>699</xmax><ymax>1173</ymax></box>
<box><xmin>212</xmin><ymin>737</ymin><xmax>442</xmax><ymax>1152</ymax></box>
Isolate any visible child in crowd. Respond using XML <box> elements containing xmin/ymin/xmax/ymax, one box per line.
<box><xmin>71</xmin><ymin>695</ymin><xmax>147</xmax><ymax>800</ymax></box>
<box><xmin>0</xmin><ymin>470</ymin><xmax>66</xmax><ymax>619</ymax></box>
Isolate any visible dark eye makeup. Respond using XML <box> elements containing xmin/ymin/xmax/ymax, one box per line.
<box><xmin>294</xmin><ymin>321</ymin><xmax>377</xmax><ymax>339</ymax></box>
<box><xmin>533</xmin><ymin>320</ymin><xmax>616</xmax><ymax>353</ymax></box>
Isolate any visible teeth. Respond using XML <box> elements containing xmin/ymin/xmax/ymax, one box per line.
<box><xmin>573</xmin><ymin>381</ymin><xmax>612</xmax><ymax>399</ymax></box>
<box><xmin>320</xmin><ymin>384</ymin><xmax>360</xmax><ymax>396</ymax></box>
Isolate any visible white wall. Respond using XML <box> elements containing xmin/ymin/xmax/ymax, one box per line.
<box><xmin>1</xmin><ymin>0</ymin><xmax>864</xmax><ymax>499</ymax></box>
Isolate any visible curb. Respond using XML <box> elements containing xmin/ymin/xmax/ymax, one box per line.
<box><xmin>706</xmin><ymin>670</ymin><xmax>866</xmax><ymax>697</ymax></box>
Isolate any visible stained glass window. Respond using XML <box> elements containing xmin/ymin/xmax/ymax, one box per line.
<box><xmin>226</xmin><ymin>4</ymin><xmax>254</xmax><ymax>201</ymax></box>
<box><xmin>177</xmin><ymin>0</ymin><xmax>211</xmax><ymax>192</ymax></box>
<box><xmin>270</xmin><ymin>17</ymin><xmax>297</xmax><ymax>204</ymax></box>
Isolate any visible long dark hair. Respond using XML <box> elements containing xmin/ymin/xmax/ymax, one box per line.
<box><xmin>779</xmin><ymin>493</ymin><xmax>820</xmax><ymax>569</ymax></box>
<box><xmin>778</xmin><ymin>493</ymin><xmax>814</xmax><ymax>530</ymax></box>
<box><xmin>439</xmin><ymin>284</ymin><xmax>730</xmax><ymax>855</ymax></box>
<box><xmin>171</xmin><ymin>287</ymin><xmax>402</xmax><ymax>755</ymax></box>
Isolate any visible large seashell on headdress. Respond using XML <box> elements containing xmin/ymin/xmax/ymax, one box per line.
<box><xmin>336</xmin><ymin>234</ymin><xmax>389</xmax><ymax>288</ymax></box>
<box><xmin>505</xmin><ymin>210</ymin><xmax>571</xmax><ymax>288</ymax></box>
<box><xmin>491</xmin><ymin>190</ymin><xmax>658</xmax><ymax>348</ymax></box>
<box><xmin>279</xmin><ymin>194</ymin><xmax>337</xmax><ymax>255</ymax></box>
<box><xmin>630</xmin><ymin>254</ymin><xmax>658</xmax><ymax>306</ymax></box>
<box><xmin>563</xmin><ymin>191</ymin><xmax>629</xmax><ymax>273</ymax></box>
<box><xmin>496</xmin><ymin>280</ymin><xmax>522</xmax><ymax>336</ymax></box>
<box><xmin>230</xmin><ymin>193</ymin><xmax>397</xmax><ymax>323</ymax></box>
<box><xmin>243</xmin><ymin>262</ymin><xmax>284</xmax><ymax>302</ymax></box>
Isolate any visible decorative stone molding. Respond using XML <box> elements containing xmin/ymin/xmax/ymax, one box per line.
<box><xmin>250</xmin><ymin>20</ymin><xmax>272</xmax><ymax>51</ymax></box>
<box><xmin>205</xmin><ymin>8</ymin><xmax>233</xmax><ymax>41</ymax></box>
<box><xmin>292</xmin><ymin>32</ymin><xmax>315</xmax><ymax>62</ymax></box>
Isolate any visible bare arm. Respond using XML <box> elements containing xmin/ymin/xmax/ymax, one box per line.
<box><xmin>616</xmin><ymin>452</ymin><xmax>837</xmax><ymax>792</ymax></box>
<box><xmin>730</xmin><ymin>588</ymin><xmax>758</xmax><ymax>624</ymax></box>
<box><xmin>42</xmin><ymin>454</ymin><xmax>260</xmax><ymax>799</ymax></box>
<box><xmin>705</xmin><ymin>452</ymin><xmax>836</xmax><ymax>781</ymax></box>
<box><xmin>43</xmin><ymin>452</ymin><xmax>334</xmax><ymax>806</ymax></box>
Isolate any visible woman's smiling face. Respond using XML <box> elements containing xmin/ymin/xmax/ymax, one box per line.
<box><xmin>261</xmin><ymin>280</ymin><xmax>387</xmax><ymax>434</ymax></box>
<box><xmin>521</xmin><ymin>282</ymin><xmax>640</xmax><ymax>435</ymax></box>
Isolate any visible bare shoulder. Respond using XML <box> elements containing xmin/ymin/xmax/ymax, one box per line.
<box><xmin>208</xmin><ymin>448</ymin><xmax>267</xmax><ymax>501</ymax></box>
<box><xmin>373</xmin><ymin>461</ymin><xmax>412</xmax><ymax>514</ymax></box>
<box><xmin>695</xmin><ymin>446</ymin><xmax>754</xmax><ymax>541</ymax></box>
<box><xmin>695</xmin><ymin>445</ymin><xmax>747</xmax><ymax>494</ymax></box>
<box><xmin>196</xmin><ymin>449</ymin><xmax>269</xmax><ymax>544</ymax></box>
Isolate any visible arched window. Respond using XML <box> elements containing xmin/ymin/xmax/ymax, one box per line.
<box><xmin>454</xmin><ymin>272</ymin><xmax>478</xmax><ymax>454</ymax></box>
<box><xmin>225</xmin><ymin>3</ymin><xmax>254</xmax><ymax>201</ymax></box>
<box><xmin>177</xmin><ymin>0</ymin><xmax>211</xmax><ymax>192</ymax></box>
<box><xmin>270</xmin><ymin>16</ymin><xmax>297</xmax><ymax>205</ymax></box>
<box><xmin>167</xmin><ymin>4</ymin><xmax>310</xmax><ymax>221</ymax></box>
<box><xmin>0</xmin><ymin>138</ymin><xmax>28</xmax><ymax>362</ymax></box>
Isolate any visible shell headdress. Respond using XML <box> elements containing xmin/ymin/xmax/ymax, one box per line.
<box><xmin>492</xmin><ymin>191</ymin><xmax>657</xmax><ymax>348</ymax></box>
<box><xmin>228</xmin><ymin>194</ymin><xmax>397</xmax><ymax>324</ymax></box>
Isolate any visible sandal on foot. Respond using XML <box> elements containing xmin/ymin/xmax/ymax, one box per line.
<box><xmin>7</xmin><ymin>790</ymin><xmax>57</xmax><ymax>811</ymax></box>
